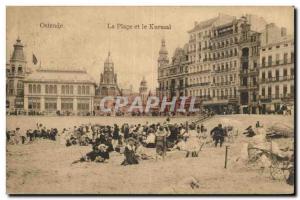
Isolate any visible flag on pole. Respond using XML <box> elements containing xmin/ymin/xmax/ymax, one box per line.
<box><xmin>32</xmin><ymin>54</ymin><xmax>38</xmax><ymax>65</ymax></box>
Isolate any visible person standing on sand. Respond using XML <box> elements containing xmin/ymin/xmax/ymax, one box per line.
<box><xmin>155</xmin><ymin>125</ymin><xmax>170</xmax><ymax>160</ymax></box>
<box><xmin>112</xmin><ymin>124</ymin><xmax>120</xmax><ymax>150</ymax></box>
<box><xmin>210</xmin><ymin>124</ymin><xmax>225</xmax><ymax>147</ymax></box>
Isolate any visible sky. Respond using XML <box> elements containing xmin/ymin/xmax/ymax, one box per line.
<box><xmin>6</xmin><ymin>6</ymin><xmax>294</xmax><ymax>92</ymax></box>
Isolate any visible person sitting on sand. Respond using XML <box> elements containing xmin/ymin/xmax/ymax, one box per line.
<box><xmin>72</xmin><ymin>144</ymin><xmax>109</xmax><ymax>164</ymax></box>
<box><xmin>121</xmin><ymin>137</ymin><xmax>139</xmax><ymax>166</ymax></box>
<box><xmin>244</xmin><ymin>126</ymin><xmax>256</xmax><ymax>137</ymax></box>
<box><xmin>135</xmin><ymin>139</ymin><xmax>152</xmax><ymax>161</ymax></box>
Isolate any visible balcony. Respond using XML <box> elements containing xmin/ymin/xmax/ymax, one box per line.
<box><xmin>187</xmin><ymin>82</ymin><xmax>210</xmax><ymax>88</ymax></box>
<box><xmin>188</xmin><ymin>50</ymin><xmax>196</xmax><ymax>54</ymax></box>
<box><xmin>260</xmin><ymin>60</ymin><xmax>294</xmax><ymax>68</ymax></box>
<box><xmin>240</xmin><ymin>68</ymin><xmax>259</xmax><ymax>75</ymax></box>
<box><xmin>259</xmin><ymin>94</ymin><xmax>294</xmax><ymax>102</ymax></box>
<box><xmin>241</xmin><ymin>56</ymin><xmax>249</xmax><ymax>63</ymax></box>
<box><xmin>239</xmin><ymin>83</ymin><xmax>258</xmax><ymax>91</ymax></box>
<box><xmin>260</xmin><ymin>76</ymin><xmax>294</xmax><ymax>83</ymax></box>
<box><xmin>211</xmin><ymin>82</ymin><xmax>233</xmax><ymax>87</ymax></box>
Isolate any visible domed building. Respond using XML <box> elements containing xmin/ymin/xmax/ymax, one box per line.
<box><xmin>97</xmin><ymin>52</ymin><xmax>120</xmax><ymax>97</ymax></box>
<box><xmin>139</xmin><ymin>76</ymin><xmax>148</xmax><ymax>104</ymax></box>
<box><xmin>6</xmin><ymin>38</ymin><xmax>28</xmax><ymax>113</ymax></box>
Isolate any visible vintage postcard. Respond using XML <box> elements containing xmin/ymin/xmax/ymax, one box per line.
<box><xmin>6</xmin><ymin>6</ymin><xmax>295</xmax><ymax>195</ymax></box>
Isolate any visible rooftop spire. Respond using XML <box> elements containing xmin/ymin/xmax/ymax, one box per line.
<box><xmin>11</xmin><ymin>37</ymin><xmax>25</xmax><ymax>61</ymax></box>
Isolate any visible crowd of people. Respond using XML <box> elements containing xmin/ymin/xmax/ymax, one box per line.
<box><xmin>7</xmin><ymin>117</ymin><xmax>235</xmax><ymax>166</ymax></box>
<box><xmin>6</xmin><ymin>123</ymin><xmax>58</xmax><ymax>145</ymax></box>
<box><xmin>59</xmin><ymin>117</ymin><xmax>234</xmax><ymax>165</ymax></box>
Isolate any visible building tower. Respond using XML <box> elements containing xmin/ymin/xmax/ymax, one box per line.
<box><xmin>158</xmin><ymin>38</ymin><xmax>169</xmax><ymax>67</ymax></box>
<box><xmin>98</xmin><ymin>52</ymin><xmax>120</xmax><ymax>97</ymax></box>
<box><xmin>6</xmin><ymin>37</ymin><xmax>27</xmax><ymax>113</ymax></box>
<box><xmin>139</xmin><ymin>76</ymin><xmax>148</xmax><ymax>104</ymax></box>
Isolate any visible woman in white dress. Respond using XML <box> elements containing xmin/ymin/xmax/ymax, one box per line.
<box><xmin>185</xmin><ymin>129</ymin><xmax>201</xmax><ymax>157</ymax></box>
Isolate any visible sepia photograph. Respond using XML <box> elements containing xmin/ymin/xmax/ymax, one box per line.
<box><xmin>5</xmin><ymin>6</ymin><xmax>295</xmax><ymax>195</ymax></box>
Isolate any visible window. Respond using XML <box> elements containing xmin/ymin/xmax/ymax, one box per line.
<box><xmin>33</xmin><ymin>85</ymin><xmax>36</xmax><ymax>93</ymax></box>
<box><xmin>275</xmin><ymin>85</ymin><xmax>279</xmax><ymax>98</ymax></box>
<box><xmin>268</xmin><ymin>86</ymin><xmax>272</xmax><ymax>97</ymax></box>
<box><xmin>275</xmin><ymin>70</ymin><xmax>280</xmax><ymax>81</ymax></box>
<box><xmin>28</xmin><ymin>97</ymin><xmax>41</xmax><ymax>110</ymax></box>
<box><xmin>77</xmin><ymin>102</ymin><xmax>89</xmax><ymax>111</ymax></box>
<box><xmin>37</xmin><ymin>85</ymin><xmax>41</xmax><ymax>93</ymax></box>
<box><xmin>78</xmin><ymin>86</ymin><xmax>81</xmax><ymax>95</ymax></box>
<box><xmin>49</xmin><ymin>85</ymin><xmax>53</xmax><ymax>94</ymax></box>
<box><xmin>45</xmin><ymin>98</ymin><xmax>57</xmax><ymax>111</ymax></box>
<box><xmin>268</xmin><ymin>71</ymin><xmax>272</xmax><ymax>79</ymax></box>
<box><xmin>66</xmin><ymin>85</ymin><xmax>69</xmax><ymax>94</ymax></box>
<box><xmin>18</xmin><ymin>66</ymin><xmax>23</xmax><ymax>73</ymax></box>
<box><xmin>62</xmin><ymin>85</ymin><xmax>65</xmax><ymax>94</ymax></box>
<box><xmin>70</xmin><ymin>85</ymin><xmax>73</xmax><ymax>94</ymax></box>
<box><xmin>262</xmin><ymin>57</ymin><xmax>266</xmax><ymax>67</ymax></box>
<box><xmin>262</xmin><ymin>72</ymin><xmax>266</xmax><ymax>80</ymax></box>
<box><xmin>82</xmin><ymin>86</ymin><xmax>85</xmax><ymax>94</ymax></box>
<box><xmin>29</xmin><ymin>84</ymin><xmax>32</xmax><ymax>93</ymax></box>
<box><xmin>45</xmin><ymin>85</ymin><xmax>49</xmax><ymax>93</ymax></box>
<box><xmin>276</xmin><ymin>54</ymin><xmax>280</xmax><ymax>65</ymax></box>
<box><xmin>283</xmin><ymin>85</ymin><xmax>287</xmax><ymax>97</ymax></box>
<box><xmin>262</xmin><ymin>87</ymin><xmax>265</xmax><ymax>97</ymax></box>
<box><xmin>284</xmin><ymin>69</ymin><xmax>288</xmax><ymax>77</ymax></box>
<box><xmin>54</xmin><ymin>85</ymin><xmax>57</xmax><ymax>94</ymax></box>
<box><xmin>61</xmin><ymin>98</ymin><xmax>73</xmax><ymax>111</ymax></box>
<box><xmin>253</xmin><ymin>61</ymin><xmax>257</xmax><ymax>68</ymax></box>
<box><xmin>268</xmin><ymin>55</ymin><xmax>272</xmax><ymax>66</ymax></box>
<box><xmin>284</xmin><ymin>53</ymin><xmax>288</xmax><ymax>64</ymax></box>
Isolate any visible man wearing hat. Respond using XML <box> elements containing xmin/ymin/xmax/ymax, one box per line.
<box><xmin>210</xmin><ymin>124</ymin><xmax>225</xmax><ymax>147</ymax></box>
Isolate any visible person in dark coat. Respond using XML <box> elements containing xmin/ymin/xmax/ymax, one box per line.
<box><xmin>112</xmin><ymin>124</ymin><xmax>120</xmax><ymax>150</ymax></box>
<box><xmin>72</xmin><ymin>144</ymin><xmax>109</xmax><ymax>164</ymax></box>
<box><xmin>244</xmin><ymin>126</ymin><xmax>256</xmax><ymax>137</ymax></box>
<box><xmin>121</xmin><ymin>138</ymin><xmax>139</xmax><ymax>166</ymax></box>
<box><xmin>210</xmin><ymin>124</ymin><xmax>225</xmax><ymax>147</ymax></box>
<box><xmin>123</xmin><ymin>124</ymin><xmax>130</xmax><ymax>139</ymax></box>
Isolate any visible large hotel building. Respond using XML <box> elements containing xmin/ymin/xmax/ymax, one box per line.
<box><xmin>6</xmin><ymin>14</ymin><xmax>294</xmax><ymax>115</ymax></box>
<box><xmin>157</xmin><ymin>14</ymin><xmax>294</xmax><ymax>114</ymax></box>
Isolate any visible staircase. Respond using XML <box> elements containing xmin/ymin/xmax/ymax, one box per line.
<box><xmin>192</xmin><ymin>113</ymin><xmax>214</xmax><ymax>124</ymax></box>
